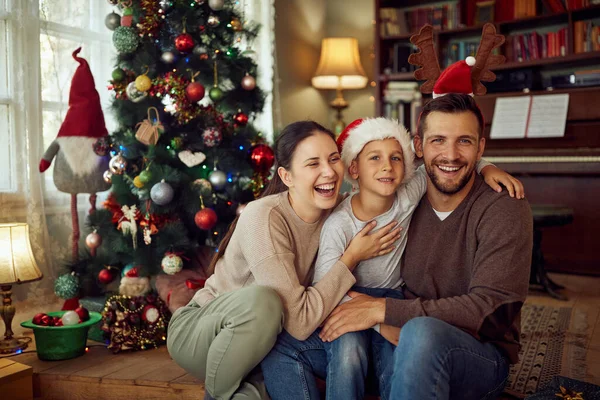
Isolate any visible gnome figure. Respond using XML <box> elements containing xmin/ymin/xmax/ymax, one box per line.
<box><xmin>39</xmin><ymin>48</ymin><xmax>111</xmax><ymax>263</ymax></box>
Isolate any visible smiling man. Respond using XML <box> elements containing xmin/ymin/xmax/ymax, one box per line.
<box><xmin>319</xmin><ymin>93</ymin><xmax>533</xmax><ymax>400</ymax></box>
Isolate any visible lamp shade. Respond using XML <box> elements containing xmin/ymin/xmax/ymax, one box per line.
<box><xmin>0</xmin><ymin>223</ymin><xmax>43</xmax><ymax>285</ymax></box>
<box><xmin>312</xmin><ymin>37</ymin><xmax>368</xmax><ymax>90</ymax></box>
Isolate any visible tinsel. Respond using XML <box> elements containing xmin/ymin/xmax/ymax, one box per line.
<box><xmin>108</xmin><ymin>68</ymin><xmax>137</xmax><ymax>99</ymax></box>
<box><xmin>137</xmin><ymin>0</ymin><xmax>162</xmax><ymax>38</ymax></box>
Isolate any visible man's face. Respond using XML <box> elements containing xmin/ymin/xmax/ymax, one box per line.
<box><xmin>415</xmin><ymin>111</ymin><xmax>485</xmax><ymax>196</ymax></box>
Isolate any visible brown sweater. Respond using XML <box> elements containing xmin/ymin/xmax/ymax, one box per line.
<box><xmin>385</xmin><ymin>175</ymin><xmax>533</xmax><ymax>363</ymax></box>
<box><xmin>193</xmin><ymin>191</ymin><xmax>356</xmax><ymax>340</ymax></box>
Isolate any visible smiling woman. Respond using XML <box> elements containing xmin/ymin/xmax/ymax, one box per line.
<box><xmin>166</xmin><ymin>120</ymin><xmax>399</xmax><ymax>400</ymax></box>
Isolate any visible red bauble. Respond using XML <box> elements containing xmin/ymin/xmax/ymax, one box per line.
<box><xmin>33</xmin><ymin>313</ymin><xmax>48</xmax><ymax>326</ymax></box>
<box><xmin>75</xmin><ymin>306</ymin><xmax>90</xmax><ymax>322</ymax></box>
<box><xmin>233</xmin><ymin>111</ymin><xmax>249</xmax><ymax>126</ymax></box>
<box><xmin>249</xmin><ymin>144</ymin><xmax>275</xmax><ymax>173</ymax></box>
<box><xmin>53</xmin><ymin>317</ymin><xmax>63</xmax><ymax>327</ymax></box>
<box><xmin>142</xmin><ymin>305</ymin><xmax>160</xmax><ymax>324</ymax></box>
<box><xmin>98</xmin><ymin>268</ymin><xmax>116</xmax><ymax>284</ymax></box>
<box><xmin>175</xmin><ymin>33</ymin><xmax>194</xmax><ymax>53</ymax></box>
<box><xmin>186</xmin><ymin>82</ymin><xmax>205</xmax><ymax>102</ymax></box>
<box><xmin>195</xmin><ymin>208</ymin><xmax>218</xmax><ymax>230</ymax></box>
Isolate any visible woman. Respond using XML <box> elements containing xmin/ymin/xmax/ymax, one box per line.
<box><xmin>167</xmin><ymin>121</ymin><xmax>401</xmax><ymax>400</ymax></box>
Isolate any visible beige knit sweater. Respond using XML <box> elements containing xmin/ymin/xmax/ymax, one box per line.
<box><xmin>193</xmin><ymin>191</ymin><xmax>356</xmax><ymax>340</ymax></box>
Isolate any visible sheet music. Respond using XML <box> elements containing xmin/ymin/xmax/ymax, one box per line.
<box><xmin>490</xmin><ymin>96</ymin><xmax>531</xmax><ymax>139</ymax></box>
<box><xmin>526</xmin><ymin>94</ymin><xmax>570</xmax><ymax>138</ymax></box>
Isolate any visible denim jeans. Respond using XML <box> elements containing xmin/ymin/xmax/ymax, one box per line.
<box><xmin>390</xmin><ymin>316</ymin><xmax>510</xmax><ymax>400</ymax></box>
<box><xmin>261</xmin><ymin>286</ymin><xmax>403</xmax><ymax>400</ymax></box>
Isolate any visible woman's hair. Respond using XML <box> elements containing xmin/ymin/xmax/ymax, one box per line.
<box><xmin>417</xmin><ymin>93</ymin><xmax>484</xmax><ymax>139</ymax></box>
<box><xmin>206</xmin><ymin>120</ymin><xmax>335</xmax><ymax>275</ymax></box>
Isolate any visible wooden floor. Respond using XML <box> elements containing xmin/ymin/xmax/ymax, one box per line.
<box><xmin>3</xmin><ymin>273</ymin><xmax>600</xmax><ymax>400</ymax></box>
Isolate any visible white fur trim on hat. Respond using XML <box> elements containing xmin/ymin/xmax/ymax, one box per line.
<box><xmin>340</xmin><ymin>117</ymin><xmax>415</xmax><ymax>187</ymax></box>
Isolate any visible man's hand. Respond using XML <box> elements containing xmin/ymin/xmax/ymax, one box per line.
<box><xmin>379</xmin><ymin>324</ymin><xmax>401</xmax><ymax>346</ymax></box>
<box><xmin>319</xmin><ymin>291</ymin><xmax>386</xmax><ymax>342</ymax></box>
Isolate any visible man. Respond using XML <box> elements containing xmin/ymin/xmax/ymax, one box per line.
<box><xmin>319</xmin><ymin>93</ymin><xmax>533</xmax><ymax>400</ymax></box>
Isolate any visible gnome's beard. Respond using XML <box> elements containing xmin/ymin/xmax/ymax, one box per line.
<box><xmin>56</xmin><ymin>136</ymin><xmax>105</xmax><ymax>177</ymax></box>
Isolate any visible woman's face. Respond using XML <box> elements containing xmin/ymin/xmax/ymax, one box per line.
<box><xmin>279</xmin><ymin>131</ymin><xmax>345</xmax><ymax>222</ymax></box>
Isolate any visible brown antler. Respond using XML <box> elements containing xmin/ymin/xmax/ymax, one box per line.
<box><xmin>471</xmin><ymin>23</ymin><xmax>505</xmax><ymax>95</ymax></box>
<box><xmin>408</xmin><ymin>25</ymin><xmax>441</xmax><ymax>94</ymax></box>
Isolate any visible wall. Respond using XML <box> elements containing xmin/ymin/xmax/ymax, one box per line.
<box><xmin>273</xmin><ymin>0</ymin><xmax>375</xmax><ymax>132</ymax></box>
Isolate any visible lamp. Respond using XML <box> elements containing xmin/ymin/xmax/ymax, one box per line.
<box><xmin>0</xmin><ymin>223</ymin><xmax>43</xmax><ymax>354</ymax></box>
<box><xmin>312</xmin><ymin>37</ymin><xmax>368</xmax><ymax>135</ymax></box>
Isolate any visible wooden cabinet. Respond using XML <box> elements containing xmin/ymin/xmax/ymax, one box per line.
<box><xmin>375</xmin><ymin>0</ymin><xmax>600</xmax><ymax>275</ymax></box>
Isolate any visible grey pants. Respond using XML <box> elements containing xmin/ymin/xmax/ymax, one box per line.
<box><xmin>167</xmin><ymin>286</ymin><xmax>284</xmax><ymax>400</ymax></box>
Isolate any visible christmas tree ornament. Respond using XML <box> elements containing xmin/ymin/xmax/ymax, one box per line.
<box><xmin>105</xmin><ymin>12</ymin><xmax>121</xmax><ymax>31</ymax></box>
<box><xmin>75</xmin><ymin>306</ymin><xmax>90</xmax><ymax>322</ymax></box>
<box><xmin>207</xmin><ymin>14</ymin><xmax>220</xmax><ymax>27</ymax></box>
<box><xmin>161</xmin><ymin>253</ymin><xmax>184</xmax><ymax>275</ymax></box>
<box><xmin>103</xmin><ymin>170</ymin><xmax>113</xmax><ymax>183</ymax></box>
<box><xmin>193</xmin><ymin>45</ymin><xmax>209</xmax><ymax>60</ymax></box>
<box><xmin>150</xmin><ymin>180</ymin><xmax>174</xmax><ymax>205</ymax></box>
<box><xmin>249</xmin><ymin>144</ymin><xmax>276</xmax><ymax>173</ymax></box>
<box><xmin>208</xmin><ymin>169</ymin><xmax>227</xmax><ymax>191</ymax></box>
<box><xmin>143</xmin><ymin>224</ymin><xmax>152</xmax><ymax>245</ymax></box>
<box><xmin>178</xmin><ymin>150</ymin><xmax>206</xmax><ymax>167</ymax></box>
<box><xmin>33</xmin><ymin>313</ymin><xmax>50</xmax><ymax>326</ymax></box>
<box><xmin>195</xmin><ymin>196</ymin><xmax>218</xmax><ymax>230</ymax></box>
<box><xmin>159</xmin><ymin>0</ymin><xmax>173</xmax><ymax>12</ymax></box>
<box><xmin>142</xmin><ymin>305</ymin><xmax>160</xmax><ymax>323</ymax></box>
<box><xmin>61</xmin><ymin>310</ymin><xmax>80</xmax><ymax>326</ymax></box>
<box><xmin>119</xmin><ymin>205</ymin><xmax>139</xmax><ymax>249</ymax></box>
<box><xmin>202</xmin><ymin>127</ymin><xmax>222</xmax><ymax>147</ymax></box>
<box><xmin>208</xmin><ymin>0</ymin><xmax>225</xmax><ymax>11</ymax></box>
<box><xmin>54</xmin><ymin>273</ymin><xmax>80</xmax><ymax>299</ymax></box>
<box><xmin>135</xmin><ymin>67</ymin><xmax>152</xmax><ymax>92</ymax></box>
<box><xmin>126</xmin><ymin>81</ymin><xmax>148</xmax><ymax>103</ymax></box>
<box><xmin>133</xmin><ymin>175</ymin><xmax>144</xmax><ymax>188</ymax></box>
<box><xmin>109</xmin><ymin>153</ymin><xmax>127</xmax><ymax>174</ymax></box>
<box><xmin>192</xmin><ymin>178</ymin><xmax>212</xmax><ymax>192</ymax></box>
<box><xmin>139</xmin><ymin>169</ymin><xmax>153</xmax><ymax>183</ymax></box>
<box><xmin>208</xmin><ymin>86</ymin><xmax>224</xmax><ymax>102</ymax></box>
<box><xmin>135</xmin><ymin>107</ymin><xmax>164</xmax><ymax>145</ymax></box>
<box><xmin>161</xmin><ymin>51</ymin><xmax>176</xmax><ymax>64</ymax></box>
<box><xmin>175</xmin><ymin>19</ymin><xmax>194</xmax><ymax>53</ymax></box>
<box><xmin>225</xmin><ymin>46</ymin><xmax>239</xmax><ymax>59</ymax></box>
<box><xmin>170</xmin><ymin>137</ymin><xmax>184</xmax><ymax>150</ymax></box>
<box><xmin>112</xmin><ymin>26</ymin><xmax>139</xmax><ymax>54</ymax></box>
<box><xmin>112</xmin><ymin>67</ymin><xmax>126</xmax><ymax>82</ymax></box>
<box><xmin>118</xmin><ymin>266</ymin><xmax>152</xmax><ymax>297</ymax></box>
<box><xmin>230</xmin><ymin>18</ymin><xmax>242</xmax><ymax>31</ymax></box>
<box><xmin>194</xmin><ymin>0</ymin><xmax>206</xmax><ymax>4</ymax></box>
<box><xmin>85</xmin><ymin>230</ymin><xmax>102</xmax><ymax>255</ymax></box>
<box><xmin>234</xmin><ymin>110</ymin><xmax>249</xmax><ymax>126</ymax></box>
<box><xmin>241</xmin><ymin>73</ymin><xmax>256</xmax><ymax>90</ymax></box>
<box><xmin>236</xmin><ymin>203</ymin><xmax>247</xmax><ymax>216</ymax></box>
<box><xmin>120</xmin><ymin>7</ymin><xmax>134</xmax><ymax>27</ymax></box>
<box><xmin>93</xmin><ymin>136</ymin><xmax>111</xmax><ymax>156</ymax></box>
<box><xmin>98</xmin><ymin>267</ymin><xmax>117</xmax><ymax>284</ymax></box>
<box><xmin>185</xmin><ymin>70</ymin><xmax>205</xmax><ymax>102</ymax></box>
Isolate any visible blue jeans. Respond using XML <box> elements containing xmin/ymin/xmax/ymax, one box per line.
<box><xmin>390</xmin><ymin>316</ymin><xmax>510</xmax><ymax>400</ymax></box>
<box><xmin>261</xmin><ymin>286</ymin><xmax>403</xmax><ymax>400</ymax></box>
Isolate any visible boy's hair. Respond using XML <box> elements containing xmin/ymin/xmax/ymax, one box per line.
<box><xmin>417</xmin><ymin>93</ymin><xmax>484</xmax><ymax>139</ymax></box>
<box><xmin>337</xmin><ymin>117</ymin><xmax>415</xmax><ymax>188</ymax></box>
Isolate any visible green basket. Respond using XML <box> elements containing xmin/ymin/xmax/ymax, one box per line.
<box><xmin>21</xmin><ymin>311</ymin><xmax>103</xmax><ymax>361</ymax></box>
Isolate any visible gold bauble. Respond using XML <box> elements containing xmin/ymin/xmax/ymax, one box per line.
<box><xmin>133</xmin><ymin>176</ymin><xmax>144</xmax><ymax>188</ymax></box>
<box><xmin>135</xmin><ymin>74</ymin><xmax>152</xmax><ymax>92</ymax></box>
<box><xmin>230</xmin><ymin>18</ymin><xmax>242</xmax><ymax>31</ymax></box>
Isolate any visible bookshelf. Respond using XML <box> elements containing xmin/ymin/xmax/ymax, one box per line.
<box><xmin>374</xmin><ymin>0</ymin><xmax>600</xmax><ymax>275</ymax></box>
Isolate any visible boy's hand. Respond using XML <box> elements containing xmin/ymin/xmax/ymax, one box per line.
<box><xmin>341</xmin><ymin>221</ymin><xmax>401</xmax><ymax>271</ymax></box>
<box><xmin>320</xmin><ymin>291</ymin><xmax>385</xmax><ymax>342</ymax></box>
<box><xmin>481</xmin><ymin>165</ymin><xmax>525</xmax><ymax>199</ymax></box>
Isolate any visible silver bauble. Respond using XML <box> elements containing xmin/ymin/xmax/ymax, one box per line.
<box><xmin>103</xmin><ymin>170</ymin><xmax>113</xmax><ymax>183</ymax></box>
<box><xmin>207</xmin><ymin>14</ymin><xmax>220</xmax><ymax>27</ymax></box>
<box><xmin>208</xmin><ymin>170</ymin><xmax>227</xmax><ymax>191</ymax></box>
<box><xmin>105</xmin><ymin>12</ymin><xmax>121</xmax><ymax>31</ymax></box>
<box><xmin>241</xmin><ymin>74</ymin><xmax>256</xmax><ymax>90</ymax></box>
<box><xmin>61</xmin><ymin>310</ymin><xmax>80</xmax><ymax>326</ymax></box>
<box><xmin>161</xmin><ymin>51</ymin><xmax>176</xmax><ymax>64</ymax></box>
<box><xmin>109</xmin><ymin>154</ymin><xmax>127</xmax><ymax>175</ymax></box>
<box><xmin>208</xmin><ymin>0</ymin><xmax>225</xmax><ymax>10</ymax></box>
<box><xmin>86</xmin><ymin>231</ymin><xmax>103</xmax><ymax>250</ymax></box>
<box><xmin>126</xmin><ymin>81</ymin><xmax>148</xmax><ymax>103</ymax></box>
<box><xmin>150</xmin><ymin>180</ymin><xmax>175</xmax><ymax>205</ymax></box>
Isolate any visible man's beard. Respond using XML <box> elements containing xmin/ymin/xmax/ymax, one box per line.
<box><xmin>424</xmin><ymin>161</ymin><xmax>476</xmax><ymax>195</ymax></box>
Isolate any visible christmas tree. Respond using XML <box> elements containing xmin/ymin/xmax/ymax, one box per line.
<box><xmin>68</xmin><ymin>0</ymin><xmax>273</xmax><ymax>294</ymax></box>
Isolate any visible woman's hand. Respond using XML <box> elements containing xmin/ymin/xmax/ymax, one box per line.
<box><xmin>340</xmin><ymin>221</ymin><xmax>401</xmax><ymax>271</ymax></box>
<box><xmin>481</xmin><ymin>165</ymin><xmax>525</xmax><ymax>199</ymax></box>
<box><xmin>379</xmin><ymin>323</ymin><xmax>401</xmax><ymax>346</ymax></box>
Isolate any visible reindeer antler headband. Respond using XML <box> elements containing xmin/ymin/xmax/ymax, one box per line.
<box><xmin>408</xmin><ymin>23</ymin><xmax>505</xmax><ymax>97</ymax></box>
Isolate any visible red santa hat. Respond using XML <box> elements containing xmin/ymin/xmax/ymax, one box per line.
<box><xmin>336</xmin><ymin>117</ymin><xmax>415</xmax><ymax>187</ymax></box>
<box><xmin>57</xmin><ymin>48</ymin><xmax>108</xmax><ymax>139</ymax></box>
<box><xmin>433</xmin><ymin>56</ymin><xmax>476</xmax><ymax>98</ymax></box>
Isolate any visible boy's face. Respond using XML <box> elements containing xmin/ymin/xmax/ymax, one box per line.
<box><xmin>349</xmin><ymin>138</ymin><xmax>405</xmax><ymax>199</ymax></box>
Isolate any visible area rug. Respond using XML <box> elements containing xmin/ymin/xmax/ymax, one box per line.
<box><xmin>504</xmin><ymin>303</ymin><xmax>588</xmax><ymax>398</ymax></box>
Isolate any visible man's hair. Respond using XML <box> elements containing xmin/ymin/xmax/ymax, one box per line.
<box><xmin>417</xmin><ymin>93</ymin><xmax>484</xmax><ymax>139</ymax></box>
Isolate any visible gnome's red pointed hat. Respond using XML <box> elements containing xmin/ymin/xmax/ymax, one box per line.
<box><xmin>408</xmin><ymin>23</ymin><xmax>505</xmax><ymax>98</ymax></box>
<box><xmin>57</xmin><ymin>47</ymin><xmax>108</xmax><ymax>139</ymax></box>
